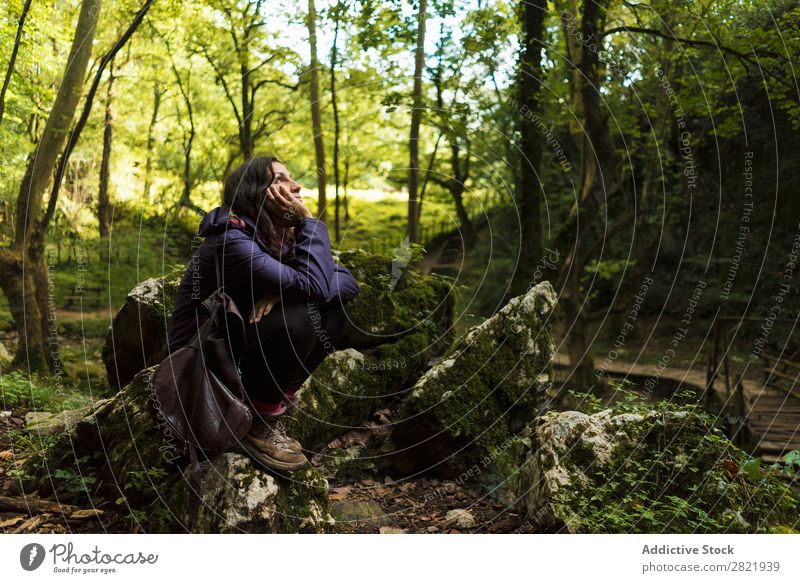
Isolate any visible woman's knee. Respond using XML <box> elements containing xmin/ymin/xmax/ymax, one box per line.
<box><xmin>283</xmin><ymin>301</ymin><xmax>323</xmax><ymax>344</ymax></box>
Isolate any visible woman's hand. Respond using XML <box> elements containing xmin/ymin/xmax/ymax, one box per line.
<box><xmin>249</xmin><ymin>291</ymin><xmax>281</xmax><ymax>324</ymax></box>
<box><xmin>266</xmin><ymin>183</ymin><xmax>312</xmax><ymax>227</ymax></box>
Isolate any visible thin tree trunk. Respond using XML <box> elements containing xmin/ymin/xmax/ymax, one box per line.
<box><xmin>307</xmin><ymin>0</ymin><xmax>327</xmax><ymax>223</ymax></box>
<box><xmin>555</xmin><ymin>0</ymin><xmax>615</xmax><ymax>390</ymax></box>
<box><xmin>408</xmin><ymin>0</ymin><xmax>427</xmax><ymax>243</ymax></box>
<box><xmin>343</xmin><ymin>151</ymin><xmax>350</xmax><ymax>222</ymax></box>
<box><xmin>143</xmin><ymin>81</ymin><xmax>164</xmax><ymax>204</ymax></box>
<box><xmin>97</xmin><ymin>61</ymin><xmax>115</xmax><ymax>238</ymax></box>
<box><xmin>0</xmin><ymin>0</ymin><xmax>33</xmax><ymax>125</ymax></box>
<box><xmin>416</xmin><ymin>132</ymin><xmax>443</xmax><ymax>228</ymax></box>
<box><xmin>330</xmin><ymin>10</ymin><xmax>341</xmax><ymax>242</ymax></box>
<box><xmin>240</xmin><ymin>59</ymin><xmax>253</xmax><ymax>161</ymax></box>
<box><xmin>173</xmin><ymin>63</ymin><xmax>195</xmax><ymax>211</ymax></box>
<box><xmin>509</xmin><ymin>0</ymin><xmax>547</xmax><ymax>299</ymax></box>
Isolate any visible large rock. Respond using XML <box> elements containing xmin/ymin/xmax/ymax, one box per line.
<box><xmin>333</xmin><ymin>248</ymin><xmax>454</xmax><ymax>354</ymax></box>
<box><xmin>284</xmin><ymin>331</ymin><xmax>432</xmax><ymax>451</ymax></box>
<box><xmin>388</xmin><ymin>281</ymin><xmax>557</xmax><ymax>477</ymax></box>
<box><xmin>102</xmin><ymin>264</ymin><xmax>185</xmax><ymax>389</ymax></box>
<box><xmin>13</xmin><ymin>367</ymin><xmax>333</xmax><ymax>533</ymax></box>
<box><xmin>103</xmin><ymin>249</ymin><xmax>454</xmax><ymax>389</ymax></box>
<box><xmin>515</xmin><ymin>406</ymin><xmax>800</xmax><ymax>533</ymax></box>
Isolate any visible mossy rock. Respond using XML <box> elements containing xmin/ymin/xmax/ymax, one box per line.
<box><xmin>284</xmin><ymin>331</ymin><xmax>432</xmax><ymax>451</ymax></box>
<box><xmin>516</xmin><ymin>406</ymin><xmax>800</xmax><ymax>533</ymax></box>
<box><xmin>389</xmin><ymin>282</ymin><xmax>557</xmax><ymax>478</ymax></box>
<box><xmin>334</xmin><ymin>248</ymin><xmax>455</xmax><ymax>356</ymax></box>
<box><xmin>12</xmin><ymin>366</ymin><xmax>333</xmax><ymax>533</ymax></box>
<box><xmin>103</xmin><ymin>250</ymin><xmax>455</xmax><ymax>390</ymax></box>
<box><xmin>101</xmin><ymin>264</ymin><xmax>185</xmax><ymax>389</ymax></box>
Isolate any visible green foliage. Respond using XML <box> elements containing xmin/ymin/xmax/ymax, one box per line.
<box><xmin>116</xmin><ymin>466</ymin><xmax>173</xmax><ymax>529</ymax></box>
<box><xmin>6</xmin><ymin>428</ymin><xmax>62</xmax><ymax>474</ymax></box>
<box><xmin>52</xmin><ymin>456</ymin><xmax>99</xmax><ymax>499</ymax></box>
<box><xmin>0</xmin><ymin>370</ymin><xmax>92</xmax><ymax>411</ymax></box>
<box><xmin>562</xmin><ymin>389</ymin><xmax>800</xmax><ymax>533</ymax></box>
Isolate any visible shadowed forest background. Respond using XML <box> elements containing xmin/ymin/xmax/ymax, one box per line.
<box><xmin>0</xmin><ymin>0</ymin><xmax>799</xmax><ymax>534</ymax></box>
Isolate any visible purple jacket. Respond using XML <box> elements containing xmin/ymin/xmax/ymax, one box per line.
<box><xmin>166</xmin><ymin>205</ymin><xmax>360</xmax><ymax>352</ymax></box>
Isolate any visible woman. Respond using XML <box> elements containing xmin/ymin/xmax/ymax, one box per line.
<box><xmin>166</xmin><ymin>155</ymin><xmax>360</xmax><ymax>471</ymax></box>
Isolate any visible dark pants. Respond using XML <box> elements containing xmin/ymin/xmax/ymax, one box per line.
<box><xmin>237</xmin><ymin>299</ymin><xmax>351</xmax><ymax>405</ymax></box>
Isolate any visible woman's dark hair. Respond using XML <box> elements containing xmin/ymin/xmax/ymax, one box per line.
<box><xmin>222</xmin><ymin>155</ymin><xmax>296</xmax><ymax>261</ymax></box>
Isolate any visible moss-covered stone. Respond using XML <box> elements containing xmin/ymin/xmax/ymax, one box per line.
<box><xmin>516</xmin><ymin>405</ymin><xmax>800</xmax><ymax>533</ymax></box>
<box><xmin>332</xmin><ymin>248</ymin><xmax>454</xmax><ymax>355</ymax></box>
<box><xmin>284</xmin><ymin>331</ymin><xmax>432</xmax><ymax>450</ymax></box>
<box><xmin>12</xmin><ymin>366</ymin><xmax>333</xmax><ymax>533</ymax></box>
<box><xmin>389</xmin><ymin>282</ymin><xmax>557</xmax><ymax>477</ymax></box>
<box><xmin>101</xmin><ymin>264</ymin><xmax>185</xmax><ymax>389</ymax></box>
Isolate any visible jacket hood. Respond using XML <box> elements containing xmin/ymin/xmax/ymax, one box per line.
<box><xmin>198</xmin><ymin>205</ymin><xmax>258</xmax><ymax>237</ymax></box>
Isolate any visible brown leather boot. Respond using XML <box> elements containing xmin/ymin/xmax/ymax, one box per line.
<box><xmin>241</xmin><ymin>416</ymin><xmax>309</xmax><ymax>471</ymax></box>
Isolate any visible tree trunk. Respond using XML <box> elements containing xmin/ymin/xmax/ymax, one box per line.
<box><xmin>343</xmin><ymin>152</ymin><xmax>351</xmax><ymax>222</ymax></box>
<box><xmin>450</xmin><ymin>183</ymin><xmax>477</xmax><ymax>248</ymax></box>
<box><xmin>554</xmin><ymin>0</ymin><xmax>614</xmax><ymax>391</ymax></box>
<box><xmin>14</xmin><ymin>0</ymin><xmax>102</xmax><ymax>251</ymax></box>
<box><xmin>561</xmin><ymin>0</ymin><xmax>584</xmax><ymax>151</ymax></box>
<box><xmin>307</xmin><ymin>0</ymin><xmax>327</xmax><ymax>223</ymax></box>
<box><xmin>1</xmin><ymin>0</ymin><xmax>102</xmax><ymax>373</ymax></box>
<box><xmin>175</xmin><ymin>69</ymin><xmax>195</xmax><ymax>211</ymax></box>
<box><xmin>0</xmin><ymin>0</ymin><xmax>33</xmax><ymax>125</ymax></box>
<box><xmin>143</xmin><ymin>81</ymin><xmax>163</xmax><ymax>204</ymax></box>
<box><xmin>240</xmin><ymin>59</ymin><xmax>253</xmax><ymax>161</ymax></box>
<box><xmin>330</xmin><ymin>11</ymin><xmax>341</xmax><ymax>242</ymax></box>
<box><xmin>407</xmin><ymin>0</ymin><xmax>427</xmax><ymax>243</ymax></box>
<box><xmin>509</xmin><ymin>0</ymin><xmax>547</xmax><ymax>299</ymax></box>
<box><xmin>97</xmin><ymin>62</ymin><xmax>115</xmax><ymax>238</ymax></box>
<box><xmin>562</xmin><ymin>269</ymin><xmax>596</xmax><ymax>390</ymax></box>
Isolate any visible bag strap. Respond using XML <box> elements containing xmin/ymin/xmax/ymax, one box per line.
<box><xmin>214</xmin><ymin>235</ymin><xmax>223</xmax><ymax>292</ymax></box>
<box><xmin>201</xmin><ymin>238</ymin><xmax>224</xmax><ymax>315</ymax></box>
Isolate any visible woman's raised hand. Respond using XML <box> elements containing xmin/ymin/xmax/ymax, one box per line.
<box><xmin>266</xmin><ymin>183</ymin><xmax>312</xmax><ymax>227</ymax></box>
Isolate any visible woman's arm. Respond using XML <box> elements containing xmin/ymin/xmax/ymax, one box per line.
<box><xmin>219</xmin><ymin>217</ymin><xmax>336</xmax><ymax>303</ymax></box>
<box><xmin>329</xmin><ymin>263</ymin><xmax>360</xmax><ymax>302</ymax></box>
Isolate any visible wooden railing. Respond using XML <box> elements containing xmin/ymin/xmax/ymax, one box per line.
<box><xmin>706</xmin><ymin>316</ymin><xmax>800</xmax><ymax>449</ymax></box>
<box><xmin>758</xmin><ymin>351</ymin><xmax>800</xmax><ymax>402</ymax></box>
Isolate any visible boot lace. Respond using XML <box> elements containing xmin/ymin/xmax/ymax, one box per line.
<box><xmin>264</xmin><ymin>417</ymin><xmax>296</xmax><ymax>452</ymax></box>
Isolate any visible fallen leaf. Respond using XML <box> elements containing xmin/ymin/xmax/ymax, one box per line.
<box><xmin>328</xmin><ymin>486</ymin><xmax>352</xmax><ymax>501</ymax></box>
<box><xmin>0</xmin><ymin>450</ymin><xmax>13</xmax><ymax>461</ymax></box>
<box><xmin>722</xmin><ymin>459</ymin><xmax>739</xmax><ymax>478</ymax></box>
<box><xmin>379</xmin><ymin>526</ymin><xmax>406</xmax><ymax>534</ymax></box>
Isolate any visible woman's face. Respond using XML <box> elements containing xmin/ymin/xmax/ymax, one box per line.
<box><xmin>270</xmin><ymin>161</ymin><xmax>302</xmax><ymax>202</ymax></box>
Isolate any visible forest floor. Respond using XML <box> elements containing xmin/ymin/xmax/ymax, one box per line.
<box><xmin>0</xmin><ymin>404</ymin><xmax>526</xmax><ymax>534</ymax></box>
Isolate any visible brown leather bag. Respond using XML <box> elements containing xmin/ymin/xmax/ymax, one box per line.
<box><xmin>150</xmin><ymin>241</ymin><xmax>253</xmax><ymax>530</ymax></box>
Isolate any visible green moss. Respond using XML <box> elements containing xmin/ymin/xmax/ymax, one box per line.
<box><xmin>556</xmin><ymin>392</ymin><xmax>800</xmax><ymax>533</ymax></box>
<box><xmin>273</xmin><ymin>467</ymin><xmax>332</xmax><ymax>533</ymax></box>
<box><xmin>336</xmin><ymin>249</ymin><xmax>455</xmax><ymax>355</ymax></box>
<box><xmin>286</xmin><ymin>332</ymin><xmax>432</xmax><ymax>448</ymax></box>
